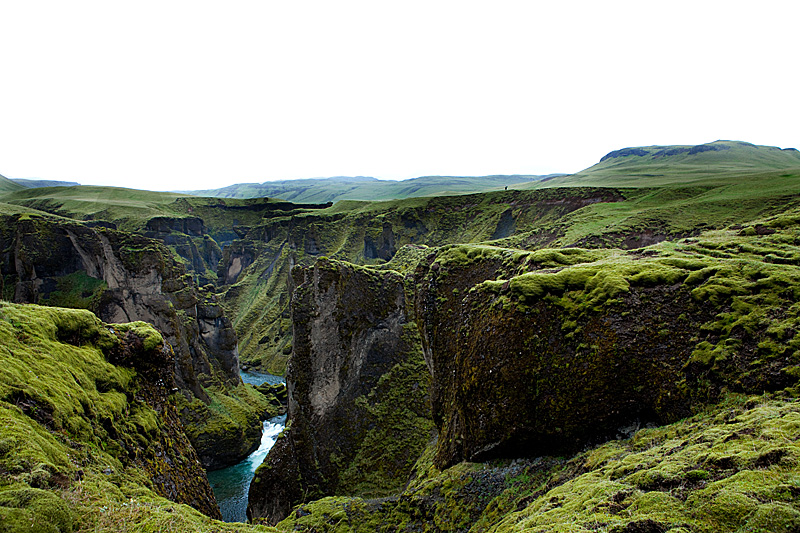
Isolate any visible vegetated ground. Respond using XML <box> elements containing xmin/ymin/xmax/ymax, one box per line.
<box><xmin>186</xmin><ymin>174</ymin><xmax>544</xmax><ymax>203</ymax></box>
<box><xmin>0</xmin><ymin>303</ymin><xmax>277</xmax><ymax>532</ymax></box>
<box><xmin>278</xmin><ymin>392</ymin><xmax>800</xmax><ymax>533</ymax></box>
<box><xmin>3</xmin><ymin>141</ymin><xmax>800</xmax><ymax>531</ymax></box>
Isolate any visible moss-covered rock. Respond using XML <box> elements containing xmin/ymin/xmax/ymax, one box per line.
<box><xmin>0</xmin><ymin>214</ymin><xmax>265</xmax><ymax>469</ymax></box>
<box><xmin>413</xmin><ymin>229</ymin><xmax>800</xmax><ymax>469</ymax></box>
<box><xmin>247</xmin><ymin>259</ymin><xmax>434</xmax><ymax>524</ymax></box>
<box><xmin>0</xmin><ymin>302</ymin><xmax>235</xmax><ymax>525</ymax></box>
<box><xmin>274</xmin><ymin>393</ymin><xmax>800</xmax><ymax>533</ymax></box>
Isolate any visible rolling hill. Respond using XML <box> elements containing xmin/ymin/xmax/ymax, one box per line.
<box><xmin>0</xmin><ymin>173</ymin><xmax>25</xmax><ymax>193</ymax></box>
<box><xmin>186</xmin><ymin>174</ymin><xmax>548</xmax><ymax>202</ymax></box>
<box><xmin>530</xmin><ymin>140</ymin><xmax>800</xmax><ymax>188</ymax></box>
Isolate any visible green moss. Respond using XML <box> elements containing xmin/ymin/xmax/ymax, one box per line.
<box><xmin>0</xmin><ymin>302</ymin><xmax>281</xmax><ymax>532</ymax></box>
<box><xmin>38</xmin><ymin>271</ymin><xmax>108</xmax><ymax>310</ymax></box>
<box><xmin>0</xmin><ymin>487</ymin><xmax>73</xmax><ymax>533</ymax></box>
<box><xmin>273</xmin><ymin>393</ymin><xmax>800</xmax><ymax>533</ymax></box>
<box><xmin>336</xmin><ymin>356</ymin><xmax>435</xmax><ymax>498</ymax></box>
<box><xmin>178</xmin><ymin>381</ymin><xmax>279</xmax><ymax>468</ymax></box>
<box><xmin>114</xmin><ymin>322</ymin><xmax>164</xmax><ymax>352</ymax></box>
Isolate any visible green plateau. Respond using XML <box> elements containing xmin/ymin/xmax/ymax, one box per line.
<box><xmin>3</xmin><ymin>140</ymin><xmax>800</xmax><ymax>531</ymax></box>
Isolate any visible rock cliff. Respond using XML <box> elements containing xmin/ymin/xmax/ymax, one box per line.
<box><xmin>0</xmin><ymin>213</ymin><xmax>265</xmax><ymax>469</ymax></box>
<box><xmin>218</xmin><ymin>188</ymin><xmax>625</xmax><ymax>373</ymax></box>
<box><xmin>0</xmin><ymin>303</ymin><xmax>221</xmax><ymax>525</ymax></box>
<box><xmin>249</xmin><ymin>217</ymin><xmax>800</xmax><ymax>530</ymax></box>
<box><xmin>247</xmin><ymin>258</ymin><xmax>434</xmax><ymax>524</ymax></box>
<box><xmin>415</xmin><ymin>241</ymin><xmax>800</xmax><ymax>468</ymax></box>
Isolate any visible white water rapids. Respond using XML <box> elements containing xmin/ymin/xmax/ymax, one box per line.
<box><xmin>206</xmin><ymin>371</ymin><xmax>286</xmax><ymax>522</ymax></box>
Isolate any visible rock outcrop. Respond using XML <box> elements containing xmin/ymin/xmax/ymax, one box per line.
<box><xmin>247</xmin><ymin>258</ymin><xmax>434</xmax><ymax>525</ymax></box>
<box><xmin>251</xmin><ymin>224</ymin><xmax>800</xmax><ymax>528</ymax></box>
<box><xmin>0</xmin><ymin>303</ymin><xmax>221</xmax><ymax>522</ymax></box>
<box><xmin>0</xmin><ymin>213</ymin><xmax>263</xmax><ymax>469</ymax></box>
<box><xmin>218</xmin><ymin>188</ymin><xmax>625</xmax><ymax>372</ymax></box>
<box><xmin>414</xmin><ymin>242</ymin><xmax>800</xmax><ymax>468</ymax></box>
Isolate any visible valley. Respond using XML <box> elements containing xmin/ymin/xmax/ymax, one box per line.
<box><xmin>2</xmin><ymin>141</ymin><xmax>800</xmax><ymax>532</ymax></box>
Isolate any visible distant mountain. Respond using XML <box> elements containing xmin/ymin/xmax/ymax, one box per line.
<box><xmin>11</xmin><ymin>178</ymin><xmax>82</xmax><ymax>188</ymax></box>
<box><xmin>186</xmin><ymin>174</ymin><xmax>549</xmax><ymax>203</ymax></box>
<box><xmin>530</xmin><ymin>141</ymin><xmax>800</xmax><ymax>188</ymax></box>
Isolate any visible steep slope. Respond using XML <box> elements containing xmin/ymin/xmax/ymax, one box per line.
<box><xmin>218</xmin><ymin>188</ymin><xmax>622</xmax><ymax>373</ymax></box>
<box><xmin>247</xmin><ymin>259</ymin><xmax>434</xmax><ymax>524</ymax></box>
<box><xmin>533</xmin><ymin>141</ymin><xmax>800</xmax><ymax>188</ymax></box>
<box><xmin>0</xmin><ymin>304</ymin><xmax>223</xmax><ymax>526</ymax></box>
<box><xmin>0</xmin><ymin>213</ymin><xmax>271</xmax><ymax>469</ymax></box>
<box><xmin>0</xmin><ymin>173</ymin><xmax>25</xmax><ymax>193</ymax></box>
<box><xmin>0</xmin><ymin>187</ymin><xmax>330</xmax><ymax>286</ymax></box>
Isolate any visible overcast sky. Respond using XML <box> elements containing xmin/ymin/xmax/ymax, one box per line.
<box><xmin>1</xmin><ymin>1</ymin><xmax>797</xmax><ymax>191</ymax></box>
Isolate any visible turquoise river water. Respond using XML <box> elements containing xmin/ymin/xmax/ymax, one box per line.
<box><xmin>206</xmin><ymin>371</ymin><xmax>286</xmax><ymax>522</ymax></box>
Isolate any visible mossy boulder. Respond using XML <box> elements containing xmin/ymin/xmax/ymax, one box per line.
<box><xmin>255</xmin><ymin>382</ymin><xmax>289</xmax><ymax>413</ymax></box>
<box><xmin>0</xmin><ymin>487</ymin><xmax>73</xmax><ymax>533</ymax></box>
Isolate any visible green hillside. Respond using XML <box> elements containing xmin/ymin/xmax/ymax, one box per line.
<box><xmin>188</xmin><ymin>174</ymin><xmax>544</xmax><ymax>202</ymax></box>
<box><xmin>0</xmin><ymin>185</ymin><xmax>185</xmax><ymax>220</ymax></box>
<box><xmin>0</xmin><ymin>185</ymin><xmax>306</xmax><ymax>234</ymax></box>
<box><xmin>530</xmin><ymin>141</ymin><xmax>800</xmax><ymax>188</ymax></box>
<box><xmin>0</xmin><ymin>173</ymin><xmax>25</xmax><ymax>193</ymax></box>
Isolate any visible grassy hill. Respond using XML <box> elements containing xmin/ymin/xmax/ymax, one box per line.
<box><xmin>187</xmin><ymin>174</ymin><xmax>546</xmax><ymax>202</ymax></box>
<box><xmin>529</xmin><ymin>141</ymin><xmax>800</xmax><ymax>188</ymax></box>
<box><xmin>0</xmin><ymin>173</ymin><xmax>25</xmax><ymax>193</ymax></box>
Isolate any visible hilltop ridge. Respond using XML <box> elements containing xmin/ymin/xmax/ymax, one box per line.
<box><xmin>533</xmin><ymin>140</ymin><xmax>800</xmax><ymax>188</ymax></box>
<box><xmin>0</xmin><ymin>173</ymin><xmax>25</xmax><ymax>193</ymax></box>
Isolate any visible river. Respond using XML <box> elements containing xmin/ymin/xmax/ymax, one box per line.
<box><xmin>206</xmin><ymin>371</ymin><xmax>286</xmax><ymax>522</ymax></box>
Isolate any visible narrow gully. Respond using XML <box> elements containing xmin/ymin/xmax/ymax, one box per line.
<box><xmin>206</xmin><ymin>370</ymin><xmax>286</xmax><ymax>522</ymax></box>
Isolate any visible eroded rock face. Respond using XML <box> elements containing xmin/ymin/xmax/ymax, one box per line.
<box><xmin>416</xmin><ymin>257</ymin><xmax>698</xmax><ymax>467</ymax></box>
<box><xmin>0</xmin><ymin>214</ymin><xmax>249</xmax><ymax>467</ymax></box>
<box><xmin>247</xmin><ymin>258</ymin><xmax>433</xmax><ymax>525</ymax></box>
<box><xmin>105</xmin><ymin>323</ymin><xmax>223</xmax><ymax>518</ymax></box>
<box><xmin>413</xmin><ymin>248</ymin><xmax>800</xmax><ymax>469</ymax></box>
<box><xmin>218</xmin><ymin>188</ymin><xmax>627</xmax><ymax>374</ymax></box>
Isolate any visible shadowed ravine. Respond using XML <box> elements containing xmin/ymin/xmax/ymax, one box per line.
<box><xmin>207</xmin><ymin>371</ymin><xmax>286</xmax><ymax>523</ymax></box>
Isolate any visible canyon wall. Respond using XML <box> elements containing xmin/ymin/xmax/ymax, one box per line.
<box><xmin>247</xmin><ymin>258</ymin><xmax>434</xmax><ymax>524</ymax></box>
<box><xmin>0</xmin><ymin>214</ymin><xmax>263</xmax><ymax>469</ymax></box>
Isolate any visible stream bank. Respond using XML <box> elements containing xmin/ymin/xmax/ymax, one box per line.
<box><xmin>207</xmin><ymin>371</ymin><xmax>286</xmax><ymax>522</ymax></box>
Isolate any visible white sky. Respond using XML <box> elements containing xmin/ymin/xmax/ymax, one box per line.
<box><xmin>1</xmin><ymin>1</ymin><xmax>798</xmax><ymax>191</ymax></box>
